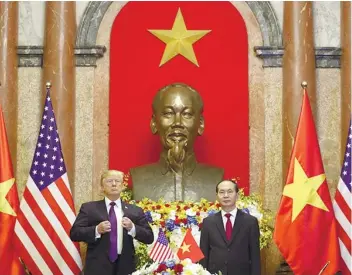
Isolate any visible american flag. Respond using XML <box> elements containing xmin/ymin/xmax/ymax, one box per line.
<box><xmin>149</xmin><ymin>228</ymin><xmax>174</xmax><ymax>263</ymax></box>
<box><xmin>333</xmin><ymin>120</ymin><xmax>351</xmax><ymax>275</ymax></box>
<box><xmin>14</xmin><ymin>87</ymin><xmax>82</xmax><ymax>275</ymax></box>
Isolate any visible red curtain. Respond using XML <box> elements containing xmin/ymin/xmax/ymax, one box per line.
<box><xmin>109</xmin><ymin>1</ymin><xmax>249</xmax><ymax>193</ymax></box>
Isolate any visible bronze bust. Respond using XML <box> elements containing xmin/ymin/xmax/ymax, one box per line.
<box><xmin>130</xmin><ymin>83</ymin><xmax>224</xmax><ymax>201</ymax></box>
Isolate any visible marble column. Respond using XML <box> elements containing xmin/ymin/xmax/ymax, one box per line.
<box><xmin>43</xmin><ymin>2</ymin><xmax>76</xmax><ymax>192</ymax></box>
<box><xmin>282</xmin><ymin>2</ymin><xmax>316</xmax><ymax>185</ymax></box>
<box><xmin>0</xmin><ymin>2</ymin><xmax>18</xmax><ymax>172</ymax></box>
<box><xmin>277</xmin><ymin>2</ymin><xmax>316</xmax><ymax>274</ymax></box>
<box><xmin>341</xmin><ymin>1</ymin><xmax>351</xmax><ymax>159</ymax></box>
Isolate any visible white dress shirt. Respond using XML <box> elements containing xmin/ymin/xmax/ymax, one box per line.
<box><xmin>95</xmin><ymin>198</ymin><xmax>136</xmax><ymax>254</ymax></box>
<box><xmin>221</xmin><ymin>207</ymin><xmax>238</xmax><ymax>229</ymax></box>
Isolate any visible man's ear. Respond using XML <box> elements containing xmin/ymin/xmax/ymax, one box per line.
<box><xmin>150</xmin><ymin>115</ymin><xmax>158</xmax><ymax>135</ymax></box>
<box><xmin>198</xmin><ymin>115</ymin><xmax>205</xmax><ymax>136</ymax></box>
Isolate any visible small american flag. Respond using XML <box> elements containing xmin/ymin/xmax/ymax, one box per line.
<box><xmin>333</xmin><ymin>120</ymin><xmax>351</xmax><ymax>275</ymax></box>
<box><xmin>14</xmin><ymin>86</ymin><xmax>82</xmax><ymax>275</ymax></box>
<box><xmin>149</xmin><ymin>228</ymin><xmax>174</xmax><ymax>263</ymax></box>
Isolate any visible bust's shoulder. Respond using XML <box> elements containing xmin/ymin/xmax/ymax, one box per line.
<box><xmin>130</xmin><ymin>163</ymin><xmax>163</xmax><ymax>186</ymax></box>
<box><xmin>196</xmin><ymin>163</ymin><xmax>224</xmax><ymax>174</ymax></box>
<box><xmin>130</xmin><ymin>162</ymin><xmax>161</xmax><ymax>175</ymax></box>
<box><xmin>193</xmin><ymin>163</ymin><xmax>224</xmax><ymax>183</ymax></box>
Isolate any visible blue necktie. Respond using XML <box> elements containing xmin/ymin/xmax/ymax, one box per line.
<box><xmin>109</xmin><ymin>202</ymin><xmax>118</xmax><ymax>262</ymax></box>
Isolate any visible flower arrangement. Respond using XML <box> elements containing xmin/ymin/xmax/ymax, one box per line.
<box><xmin>120</xmin><ymin>175</ymin><xmax>273</xmax><ymax>270</ymax></box>
<box><xmin>132</xmin><ymin>259</ymin><xmax>214</xmax><ymax>275</ymax></box>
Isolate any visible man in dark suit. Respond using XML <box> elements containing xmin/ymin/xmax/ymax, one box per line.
<box><xmin>70</xmin><ymin>170</ymin><xmax>154</xmax><ymax>275</ymax></box>
<box><xmin>199</xmin><ymin>180</ymin><xmax>261</xmax><ymax>275</ymax></box>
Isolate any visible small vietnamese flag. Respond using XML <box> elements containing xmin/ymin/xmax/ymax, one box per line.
<box><xmin>177</xmin><ymin>229</ymin><xmax>204</xmax><ymax>263</ymax></box>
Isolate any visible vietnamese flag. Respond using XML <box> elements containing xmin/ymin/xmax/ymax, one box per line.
<box><xmin>177</xmin><ymin>229</ymin><xmax>204</xmax><ymax>263</ymax></box>
<box><xmin>0</xmin><ymin>104</ymin><xmax>24</xmax><ymax>275</ymax></box>
<box><xmin>274</xmin><ymin>89</ymin><xmax>340</xmax><ymax>275</ymax></box>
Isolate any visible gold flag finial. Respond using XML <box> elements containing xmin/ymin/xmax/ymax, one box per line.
<box><xmin>301</xmin><ymin>81</ymin><xmax>308</xmax><ymax>88</ymax></box>
<box><xmin>46</xmin><ymin>82</ymin><xmax>52</xmax><ymax>89</ymax></box>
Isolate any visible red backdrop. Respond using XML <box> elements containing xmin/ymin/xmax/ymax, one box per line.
<box><xmin>109</xmin><ymin>1</ymin><xmax>249</xmax><ymax>193</ymax></box>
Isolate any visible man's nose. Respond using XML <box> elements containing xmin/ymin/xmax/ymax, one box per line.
<box><xmin>173</xmin><ymin>113</ymin><xmax>182</xmax><ymax>126</ymax></box>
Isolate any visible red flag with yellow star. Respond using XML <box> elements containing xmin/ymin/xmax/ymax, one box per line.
<box><xmin>0</xmin><ymin>104</ymin><xmax>24</xmax><ymax>275</ymax></box>
<box><xmin>274</xmin><ymin>89</ymin><xmax>340</xmax><ymax>275</ymax></box>
<box><xmin>177</xmin><ymin>229</ymin><xmax>204</xmax><ymax>263</ymax></box>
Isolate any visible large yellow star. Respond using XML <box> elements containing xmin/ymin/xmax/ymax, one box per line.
<box><xmin>148</xmin><ymin>8</ymin><xmax>211</xmax><ymax>67</ymax></box>
<box><xmin>283</xmin><ymin>158</ymin><xmax>328</xmax><ymax>222</ymax></box>
<box><xmin>180</xmin><ymin>242</ymin><xmax>191</xmax><ymax>253</ymax></box>
<box><xmin>0</xmin><ymin>178</ymin><xmax>16</xmax><ymax>216</ymax></box>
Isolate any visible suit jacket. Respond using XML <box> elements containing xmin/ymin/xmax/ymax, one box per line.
<box><xmin>199</xmin><ymin>210</ymin><xmax>261</xmax><ymax>275</ymax></box>
<box><xmin>70</xmin><ymin>200</ymin><xmax>154</xmax><ymax>275</ymax></box>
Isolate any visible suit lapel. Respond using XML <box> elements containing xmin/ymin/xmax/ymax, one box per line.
<box><xmin>120</xmin><ymin>201</ymin><xmax>131</xmax><ymax>256</ymax></box>
<box><xmin>97</xmin><ymin>199</ymin><xmax>108</xmax><ymax>220</ymax></box>
<box><xmin>228</xmin><ymin>209</ymin><xmax>244</xmax><ymax>246</ymax></box>
<box><xmin>121</xmin><ymin>201</ymin><xmax>130</xmax><ymax>235</ymax></box>
<box><xmin>214</xmin><ymin>212</ymin><xmax>228</xmax><ymax>244</ymax></box>
<box><xmin>121</xmin><ymin>201</ymin><xmax>131</xmax><ymax>217</ymax></box>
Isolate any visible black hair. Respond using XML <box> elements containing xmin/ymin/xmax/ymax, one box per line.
<box><xmin>215</xmin><ymin>179</ymin><xmax>239</xmax><ymax>193</ymax></box>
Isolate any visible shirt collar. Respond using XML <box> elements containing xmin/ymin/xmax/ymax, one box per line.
<box><xmin>221</xmin><ymin>207</ymin><xmax>238</xmax><ymax>218</ymax></box>
<box><xmin>105</xmin><ymin>197</ymin><xmax>121</xmax><ymax>208</ymax></box>
<box><xmin>159</xmin><ymin>151</ymin><xmax>197</xmax><ymax>175</ymax></box>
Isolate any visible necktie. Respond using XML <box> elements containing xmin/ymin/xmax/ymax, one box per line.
<box><xmin>109</xmin><ymin>202</ymin><xmax>118</xmax><ymax>262</ymax></box>
<box><xmin>225</xmin><ymin>213</ymin><xmax>232</xmax><ymax>240</ymax></box>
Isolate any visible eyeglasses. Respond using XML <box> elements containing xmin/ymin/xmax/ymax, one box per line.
<box><xmin>217</xmin><ymin>190</ymin><xmax>235</xmax><ymax>196</ymax></box>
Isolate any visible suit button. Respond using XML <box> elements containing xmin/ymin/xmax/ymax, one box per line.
<box><xmin>224</xmin><ymin>261</ymin><xmax>227</xmax><ymax>265</ymax></box>
<box><xmin>227</xmin><ymin>248</ymin><xmax>230</xmax><ymax>252</ymax></box>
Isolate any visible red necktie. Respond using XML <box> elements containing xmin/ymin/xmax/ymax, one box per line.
<box><xmin>225</xmin><ymin>213</ymin><xmax>232</xmax><ymax>240</ymax></box>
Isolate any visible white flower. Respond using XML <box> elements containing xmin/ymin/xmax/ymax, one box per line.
<box><xmin>169</xmin><ymin>210</ymin><xmax>177</xmax><ymax>220</ymax></box>
<box><xmin>236</xmin><ymin>201</ymin><xmax>245</xmax><ymax>208</ymax></box>
<box><xmin>132</xmin><ymin>262</ymin><xmax>159</xmax><ymax>275</ymax></box>
<box><xmin>151</xmin><ymin>211</ymin><xmax>161</xmax><ymax>221</ymax></box>
<box><xmin>169</xmin><ymin>228</ymin><xmax>184</xmax><ymax>249</ymax></box>
<box><xmin>191</xmin><ymin>225</ymin><xmax>201</xmax><ymax>246</ymax></box>
<box><xmin>181</xmin><ymin>260</ymin><xmax>212</xmax><ymax>275</ymax></box>
<box><xmin>247</xmin><ymin>205</ymin><xmax>263</xmax><ymax>220</ymax></box>
<box><xmin>185</xmin><ymin>208</ymin><xmax>196</xmax><ymax>216</ymax></box>
<box><xmin>200</xmin><ymin>211</ymin><xmax>208</xmax><ymax>219</ymax></box>
<box><xmin>133</xmin><ymin>259</ymin><xmax>213</xmax><ymax>275</ymax></box>
<box><xmin>180</xmin><ymin>258</ymin><xmax>193</xmax><ymax>265</ymax></box>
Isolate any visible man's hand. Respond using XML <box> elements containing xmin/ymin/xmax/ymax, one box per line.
<box><xmin>122</xmin><ymin>217</ymin><xmax>134</xmax><ymax>231</ymax></box>
<box><xmin>97</xmin><ymin>221</ymin><xmax>111</xmax><ymax>234</ymax></box>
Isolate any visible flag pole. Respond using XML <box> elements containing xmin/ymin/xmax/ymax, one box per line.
<box><xmin>317</xmin><ymin>261</ymin><xmax>330</xmax><ymax>275</ymax></box>
<box><xmin>19</xmin><ymin>258</ymin><xmax>32</xmax><ymax>275</ymax></box>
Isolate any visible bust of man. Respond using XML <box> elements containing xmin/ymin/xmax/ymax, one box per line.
<box><xmin>130</xmin><ymin>83</ymin><xmax>224</xmax><ymax>201</ymax></box>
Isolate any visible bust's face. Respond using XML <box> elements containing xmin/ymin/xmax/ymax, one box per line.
<box><xmin>153</xmin><ymin>86</ymin><xmax>203</xmax><ymax>152</ymax></box>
